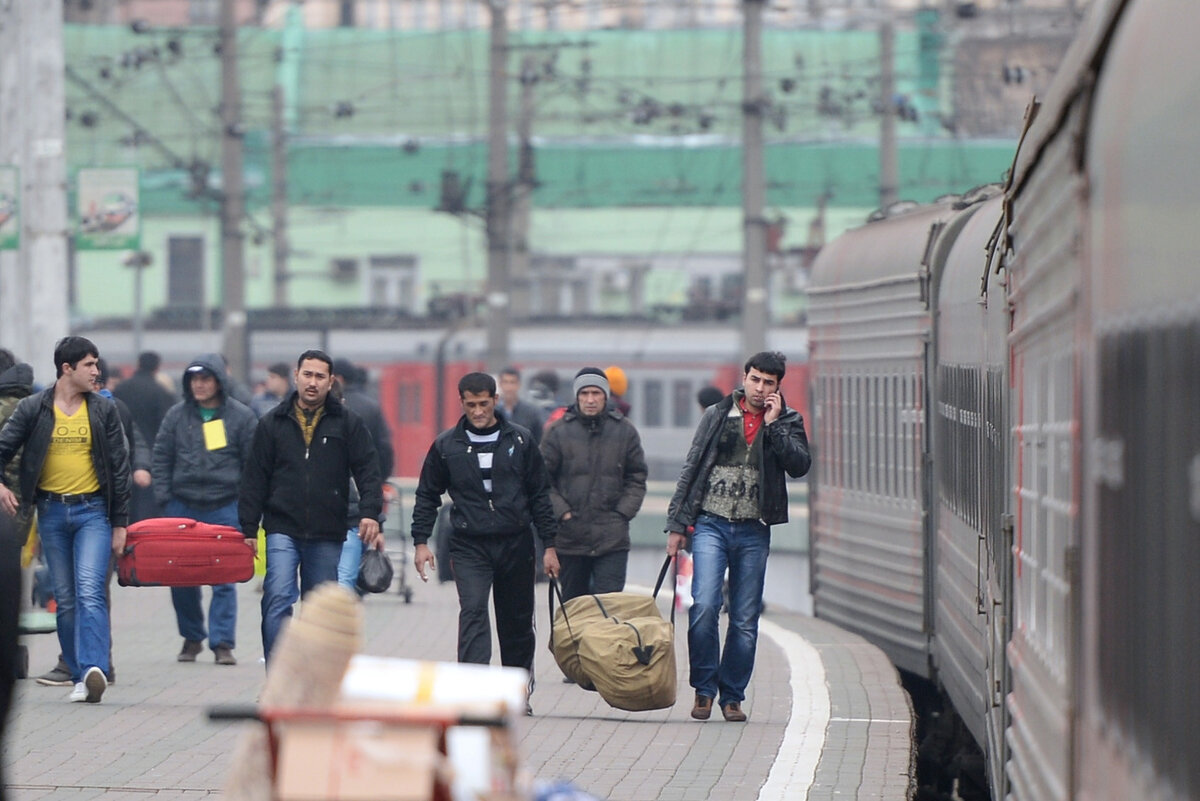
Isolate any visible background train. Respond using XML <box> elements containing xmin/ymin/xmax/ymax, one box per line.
<box><xmin>806</xmin><ymin>0</ymin><xmax>1199</xmax><ymax>799</ymax></box>
<box><xmin>83</xmin><ymin>323</ymin><xmax>809</xmax><ymax>481</ymax></box>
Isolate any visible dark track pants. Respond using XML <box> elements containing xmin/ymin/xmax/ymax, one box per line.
<box><xmin>448</xmin><ymin>531</ymin><xmax>536</xmax><ymax>674</ymax></box>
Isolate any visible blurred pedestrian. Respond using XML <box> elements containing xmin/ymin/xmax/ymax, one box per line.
<box><xmin>251</xmin><ymin>362</ymin><xmax>291</xmax><ymax>418</ymax></box>
<box><xmin>604</xmin><ymin>365</ymin><xmax>632</xmax><ymax>417</ymax></box>
<box><xmin>331</xmin><ymin>358</ymin><xmax>394</xmax><ymax>588</ymax></box>
<box><xmin>697</xmin><ymin>385</ymin><xmax>723</xmax><ymax>410</ymax></box>
<box><xmin>498</xmin><ymin>366</ymin><xmax>546</xmax><ymax>447</ymax></box>
<box><xmin>113</xmin><ymin>350</ymin><xmax>175</xmax><ymax>522</ymax></box>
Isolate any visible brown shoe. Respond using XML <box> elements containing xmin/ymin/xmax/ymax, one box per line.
<box><xmin>721</xmin><ymin>702</ymin><xmax>747</xmax><ymax>722</ymax></box>
<box><xmin>177</xmin><ymin>639</ymin><xmax>203</xmax><ymax>663</ymax></box>
<box><xmin>213</xmin><ymin>646</ymin><xmax>236</xmax><ymax>666</ymax></box>
<box><xmin>691</xmin><ymin>694</ymin><xmax>713</xmax><ymax>720</ymax></box>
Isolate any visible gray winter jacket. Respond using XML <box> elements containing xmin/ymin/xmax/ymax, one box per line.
<box><xmin>152</xmin><ymin>354</ymin><xmax>258</xmax><ymax>509</ymax></box>
<box><xmin>540</xmin><ymin>407</ymin><xmax>647</xmax><ymax>557</ymax></box>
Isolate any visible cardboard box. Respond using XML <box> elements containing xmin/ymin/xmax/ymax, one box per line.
<box><xmin>275</xmin><ymin>721</ymin><xmax>442</xmax><ymax>801</ymax></box>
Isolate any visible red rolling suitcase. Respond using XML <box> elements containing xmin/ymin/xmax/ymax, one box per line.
<box><xmin>117</xmin><ymin>517</ymin><xmax>256</xmax><ymax>587</ymax></box>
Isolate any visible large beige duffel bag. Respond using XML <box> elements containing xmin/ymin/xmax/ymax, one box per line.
<box><xmin>548</xmin><ymin>557</ymin><xmax>678</xmax><ymax>710</ymax></box>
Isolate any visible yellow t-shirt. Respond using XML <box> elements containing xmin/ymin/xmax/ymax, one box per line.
<box><xmin>39</xmin><ymin>400</ymin><xmax>101</xmax><ymax>495</ymax></box>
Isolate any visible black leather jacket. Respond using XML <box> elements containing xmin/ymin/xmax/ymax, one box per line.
<box><xmin>665</xmin><ymin>390</ymin><xmax>810</xmax><ymax>533</ymax></box>
<box><xmin>411</xmin><ymin>415</ymin><xmax>557</xmax><ymax>548</ymax></box>
<box><xmin>0</xmin><ymin>387</ymin><xmax>132</xmax><ymax>527</ymax></box>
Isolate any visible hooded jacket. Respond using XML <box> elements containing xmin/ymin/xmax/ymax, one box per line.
<box><xmin>152</xmin><ymin>354</ymin><xmax>259</xmax><ymax>510</ymax></box>
<box><xmin>410</xmin><ymin>414</ymin><xmax>557</xmax><ymax>548</ymax></box>
<box><xmin>666</xmin><ymin>389</ymin><xmax>811</xmax><ymax>533</ymax></box>
<box><xmin>0</xmin><ymin>362</ymin><xmax>34</xmax><ymax>501</ymax></box>
<box><xmin>0</xmin><ymin>383</ymin><xmax>131</xmax><ymax>527</ymax></box>
<box><xmin>540</xmin><ymin>406</ymin><xmax>647</xmax><ymax>556</ymax></box>
<box><xmin>238</xmin><ymin>390</ymin><xmax>383</xmax><ymax>542</ymax></box>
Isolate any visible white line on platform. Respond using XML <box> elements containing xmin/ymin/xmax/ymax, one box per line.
<box><xmin>756</xmin><ymin>618</ymin><xmax>830</xmax><ymax>801</ymax></box>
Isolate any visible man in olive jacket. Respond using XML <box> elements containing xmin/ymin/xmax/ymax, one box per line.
<box><xmin>540</xmin><ymin>367</ymin><xmax>647</xmax><ymax>601</ymax></box>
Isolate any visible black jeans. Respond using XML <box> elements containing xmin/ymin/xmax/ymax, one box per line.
<box><xmin>557</xmin><ymin>550</ymin><xmax>629</xmax><ymax>602</ymax></box>
<box><xmin>448</xmin><ymin>531</ymin><xmax>536</xmax><ymax>674</ymax></box>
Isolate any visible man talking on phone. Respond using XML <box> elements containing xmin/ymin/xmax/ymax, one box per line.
<box><xmin>664</xmin><ymin>352</ymin><xmax>810</xmax><ymax>723</ymax></box>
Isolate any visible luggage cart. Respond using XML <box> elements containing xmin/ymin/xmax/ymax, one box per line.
<box><xmin>208</xmin><ymin>702</ymin><xmax>511</xmax><ymax>801</ymax></box>
<box><xmin>383</xmin><ymin>480</ymin><xmax>413</xmax><ymax>603</ymax></box>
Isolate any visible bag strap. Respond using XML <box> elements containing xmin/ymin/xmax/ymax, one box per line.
<box><xmin>548</xmin><ymin>578</ymin><xmax>578</xmax><ymax>649</ymax></box>
<box><xmin>651</xmin><ymin>554</ymin><xmax>678</xmax><ymax>626</ymax></box>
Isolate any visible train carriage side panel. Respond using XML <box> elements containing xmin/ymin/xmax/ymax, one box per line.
<box><xmin>927</xmin><ymin>194</ymin><xmax>1007</xmax><ymax>762</ymax></box>
<box><xmin>807</xmin><ymin>202</ymin><xmax>958</xmax><ymax>678</ymax></box>
<box><xmin>1078</xmin><ymin>0</ymin><xmax>1200</xmax><ymax>798</ymax></box>
<box><xmin>1004</xmin><ymin>90</ymin><xmax>1089</xmax><ymax>801</ymax></box>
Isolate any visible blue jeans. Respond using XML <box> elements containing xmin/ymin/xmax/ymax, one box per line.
<box><xmin>165</xmin><ymin>499</ymin><xmax>239</xmax><ymax>650</ymax></box>
<box><xmin>36</xmin><ymin>496</ymin><xmax>112</xmax><ymax>682</ymax></box>
<box><xmin>261</xmin><ymin>533</ymin><xmax>342</xmax><ymax>661</ymax></box>
<box><xmin>688</xmin><ymin>514</ymin><xmax>770</xmax><ymax>706</ymax></box>
<box><xmin>336</xmin><ymin>527</ymin><xmax>364</xmax><ymax>592</ymax></box>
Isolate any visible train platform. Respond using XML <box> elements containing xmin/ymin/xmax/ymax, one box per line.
<box><xmin>3</xmin><ymin>562</ymin><xmax>914</xmax><ymax>800</ymax></box>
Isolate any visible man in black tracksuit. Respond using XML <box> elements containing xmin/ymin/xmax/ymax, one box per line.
<box><xmin>238</xmin><ymin>350</ymin><xmax>383</xmax><ymax>661</ymax></box>
<box><xmin>411</xmin><ymin>372</ymin><xmax>558</xmax><ymax>711</ymax></box>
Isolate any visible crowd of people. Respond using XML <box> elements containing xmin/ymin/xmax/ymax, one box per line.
<box><xmin>0</xmin><ymin>339</ymin><xmax>808</xmax><ymax>755</ymax></box>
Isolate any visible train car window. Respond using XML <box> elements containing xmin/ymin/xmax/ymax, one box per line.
<box><xmin>643</xmin><ymin>380</ymin><xmax>664</xmax><ymax>428</ymax></box>
<box><xmin>672</xmin><ymin>380</ymin><xmax>692</xmax><ymax>428</ymax></box>
<box><xmin>397</xmin><ymin>382</ymin><xmax>422</xmax><ymax>424</ymax></box>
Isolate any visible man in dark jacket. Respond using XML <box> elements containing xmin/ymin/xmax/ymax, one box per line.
<box><xmin>154</xmin><ymin>354</ymin><xmax>258</xmax><ymax>666</ymax></box>
<box><xmin>665</xmin><ymin>351</ymin><xmax>810</xmax><ymax>724</ymax></box>
<box><xmin>411</xmin><ymin>372</ymin><xmax>559</xmax><ymax>713</ymax></box>
<box><xmin>113</xmin><ymin>350</ymin><xmax>176</xmax><ymax>522</ymax></box>
<box><xmin>0</xmin><ymin>336</ymin><xmax>131</xmax><ymax>704</ymax></box>
<box><xmin>541</xmin><ymin>367</ymin><xmax>647</xmax><ymax>601</ymax></box>
<box><xmin>0</xmin><ymin>348</ymin><xmax>30</xmax><ymax>777</ymax></box>
<box><xmin>239</xmin><ymin>350</ymin><xmax>382</xmax><ymax>661</ymax></box>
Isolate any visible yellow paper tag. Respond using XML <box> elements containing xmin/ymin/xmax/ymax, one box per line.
<box><xmin>202</xmin><ymin>419</ymin><xmax>227</xmax><ymax>451</ymax></box>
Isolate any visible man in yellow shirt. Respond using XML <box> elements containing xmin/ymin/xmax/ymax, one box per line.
<box><xmin>0</xmin><ymin>337</ymin><xmax>131</xmax><ymax>704</ymax></box>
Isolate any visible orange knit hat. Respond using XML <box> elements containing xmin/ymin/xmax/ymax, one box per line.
<box><xmin>604</xmin><ymin>365</ymin><xmax>628</xmax><ymax>397</ymax></box>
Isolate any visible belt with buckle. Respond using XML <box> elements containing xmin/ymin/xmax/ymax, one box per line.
<box><xmin>38</xmin><ymin>491</ymin><xmax>102</xmax><ymax>505</ymax></box>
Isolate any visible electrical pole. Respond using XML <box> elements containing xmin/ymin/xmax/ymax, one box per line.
<box><xmin>272</xmin><ymin>85</ymin><xmax>289</xmax><ymax>307</ymax></box>
<box><xmin>0</xmin><ymin>0</ymin><xmax>69</xmax><ymax>386</ymax></box>
<box><xmin>219</xmin><ymin>0</ymin><xmax>248</xmax><ymax>382</ymax></box>
<box><xmin>741</xmin><ymin>0</ymin><xmax>768</xmax><ymax>358</ymax></box>
<box><xmin>485</xmin><ymin>0</ymin><xmax>511</xmax><ymax>374</ymax></box>
<box><xmin>879</xmin><ymin>20</ymin><xmax>899</xmax><ymax>209</ymax></box>
<box><xmin>510</xmin><ymin>54</ymin><xmax>537</xmax><ymax>319</ymax></box>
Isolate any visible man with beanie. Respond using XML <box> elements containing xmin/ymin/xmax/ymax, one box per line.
<box><xmin>665</xmin><ymin>352</ymin><xmax>811</xmax><ymax>723</ymax></box>
<box><xmin>410</xmin><ymin>372</ymin><xmax>559</xmax><ymax>714</ymax></box>
<box><xmin>153</xmin><ymin>354</ymin><xmax>258</xmax><ymax>665</ymax></box>
<box><xmin>541</xmin><ymin>368</ymin><xmax>647</xmax><ymax>603</ymax></box>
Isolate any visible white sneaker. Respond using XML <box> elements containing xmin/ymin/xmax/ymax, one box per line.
<box><xmin>68</xmin><ymin>682</ymin><xmax>87</xmax><ymax>702</ymax></box>
<box><xmin>83</xmin><ymin>666</ymin><xmax>107</xmax><ymax>703</ymax></box>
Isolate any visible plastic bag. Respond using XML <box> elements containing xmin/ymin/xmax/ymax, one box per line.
<box><xmin>675</xmin><ymin>549</ymin><xmax>694</xmax><ymax>612</ymax></box>
<box><xmin>356</xmin><ymin>548</ymin><xmax>394</xmax><ymax>594</ymax></box>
